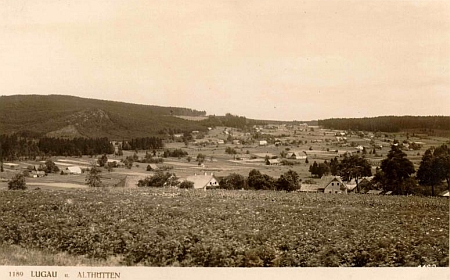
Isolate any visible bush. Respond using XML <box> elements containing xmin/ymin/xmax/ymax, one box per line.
<box><xmin>85</xmin><ymin>166</ymin><xmax>103</xmax><ymax>187</ymax></box>
<box><xmin>179</xmin><ymin>180</ymin><xmax>194</xmax><ymax>189</ymax></box>
<box><xmin>219</xmin><ymin>173</ymin><xmax>246</xmax><ymax>190</ymax></box>
<box><xmin>8</xmin><ymin>173</ymin><xmax>27</xmax><ymax>190</ymax></box>
<box><xmin>225</xmin><ymin>147</ymin><xmax>237</xmax><ymax>155</ymax></box>
<box><xmin>138</xmin><ymin>172</ymin><xmax>178</xmax><ymax>188</ymax></box>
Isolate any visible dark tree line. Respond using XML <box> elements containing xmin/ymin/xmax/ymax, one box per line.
<box><xmin>417</xmin><ymin>144</ymin><xmax>450</xmax><ymax>195</ymax></box>
<box><xmin>219</xmin><ymin>169</ymin><xmax>300</xmax><ymax>192</ymax></box>
<box><xmin>125</xmin><ymin>137</ymin><xmax>164</xmax><ymax>151</ymax></box>
<box><xmin>319</xmin><ymin>116</ymin><xmax>450</xmax><ymax>133</ymax></box>
<box><xmin>200</xmin><ymin>113</ymin><xmax>266</xmax><ymax>130</ymax></box>
<box><xmin>0</xmin><ymin>134</ymin><xmax>114</xmax><ymax>161</ymax></box>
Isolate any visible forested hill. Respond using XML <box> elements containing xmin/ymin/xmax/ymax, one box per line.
<box><xmin>0</xmin><ymin>95</ymin><xmax>207</xmax><ymax>139</ymax></box>
<box><xmin>318</xmin><ymin>116</ymin><xmax>450</xmax><ymax>134</ymax></box>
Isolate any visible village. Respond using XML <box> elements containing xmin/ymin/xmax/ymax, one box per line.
<box><xmin>1</xmin><ymin>122</ymin><xmax>448</xmax><ymax>197</ymax></box>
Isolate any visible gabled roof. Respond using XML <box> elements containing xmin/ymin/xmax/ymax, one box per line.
<box><xmin>319</xmin><ymin>176</ymin><xmax>345</xmax><ymax>188</ymax></box>
<box><xmin>66</xmin><ymin>166</ymin><xmax>82</xmax><ymax>174</ymax></box>
<box><xmin>185</xmin><ymin>174</ymin><xmax>218</xmax><ymax>189</ymax></box>
<box><xmin>148</xmin><ymin>164</ymin><xmax>159</xmax><ymax>170</ymax></box>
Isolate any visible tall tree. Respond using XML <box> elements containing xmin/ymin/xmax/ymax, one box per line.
<box><xmin>86</xmin><ymin>166</ymin><xmax>103</xmax><ymax>188</ymax></box>
<box><xmin>276</xmin><ymin>170</ymin><xmax>300</xmax><ymax>192</ymax></box>
<box><xmin>417</xmin><ymin>144</ymin><xmax>450</xmax><ymax>195</ymax></box>
<box><xmin>377</xmin><ymin>145</ymin><xmax>415</xmax><ymax>195</ymax></box>
<box><xmin>337</xmin><ymin>154</ymin><xmax>372</xmax><ymax>193</ymax></box>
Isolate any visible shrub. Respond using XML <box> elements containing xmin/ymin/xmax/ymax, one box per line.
<box><xmin>138</xmin><ymin>172</ymin><xmax>178</xmax><ymax>188</ymax></box>
<box><xmin>8</xmin><ymin>173</ymin><xmax>27</xmax><ymax>190</ymax></box>
<box><xmin>179</xmin><ymin>180</ymin><xmax>194</xmax><ymax>189</ymax></box>
<box><xmin>219</xmin><ymin>173</ymin><xmax>245</xmax><ymax>190</ymax></box>
<box><xmin>85</xmin><ymin>166</ymin><xmax>103</xmax><ymax>187</ymax></box>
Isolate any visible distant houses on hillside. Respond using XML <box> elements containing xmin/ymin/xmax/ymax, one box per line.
<box><xmin>299</xmin><ymin>175</ymin><xmax>384</xmax><ymax>195</ymax></box>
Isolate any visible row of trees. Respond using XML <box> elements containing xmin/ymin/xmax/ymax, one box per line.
<box><xmin>123</xmin><ymin>137</ymin><xmax>164</xmax><ymax>151</ymax></box>
<box><xmin>0</xmin><ymin>134</ymin><xmax>114</xmax><ymax>161</ymax></box>
<box><xmin>133</xmin><ymin>169</ymin><xmax>300</xmax><ymax>192</ymax></box>
<box><xmin>319</xmin><ymin>116</ymin><xmax>450</xmax><ymax>133</ymax></box>
<box><xmin>200</xmin><ymin>113</ymin><xmax>266</xmax><ymax>130</ymax></box>
<box><xmin>308</xmin><ymin>144</ymin><xmax>450</xmax><ymax>195</ymax></box>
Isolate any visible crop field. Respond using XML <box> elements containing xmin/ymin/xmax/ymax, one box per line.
<box><xmin>0</xmin><ymin>188</ymin><xmax>448</xmax><ymax>267</ymax></box>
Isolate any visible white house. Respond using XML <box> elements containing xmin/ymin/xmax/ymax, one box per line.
<box><xmin>259</xmin><ymin>140</ymin><xmax>268</xmax><ymax>146</ymax></box>
<box><xmin>185</xmin><ymin>173</ymin><xmax>219</xmax><ymax>190</ymax></box>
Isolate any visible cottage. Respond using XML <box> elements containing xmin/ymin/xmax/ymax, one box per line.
<box><xmin>185</xmin><ymin>173</ymin><xmax>219</xmax><ymax>190</ymax></box>
<box><xmin>321</xmin><ymin>176</ymin><xmax>347</xmax><ymax>194</ymax></box>
<box><xmin>217</xmin><ymin>140</ymin><xmax>225</xmax><ymax>145</ymax></box>
<box><xmin>66</xmin><ymin>166</ymin><xmax>82</xmax><ymax>175</ymax></box>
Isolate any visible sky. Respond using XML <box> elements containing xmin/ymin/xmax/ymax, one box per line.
<box><xmin>0</xmin><ymin>0</ymin><xmax>449</xmax><ymax>121</ymax></box>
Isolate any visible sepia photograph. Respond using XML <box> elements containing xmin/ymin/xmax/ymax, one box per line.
<box><xmin>0</xmin><ymin>0</ymin><xmax>449</xmax><ymax>279</ymax></box>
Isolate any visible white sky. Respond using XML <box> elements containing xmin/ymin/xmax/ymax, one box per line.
<box><xmin>0</xmin><ymin>0</ymin><xmax>449</xmax><ymax>121</ymax></box>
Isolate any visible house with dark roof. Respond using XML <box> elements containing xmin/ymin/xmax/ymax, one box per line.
<box><xmin>320</xmin><ymin>176</ymin><xmax>347</xmax><ymax>194</ymax></box>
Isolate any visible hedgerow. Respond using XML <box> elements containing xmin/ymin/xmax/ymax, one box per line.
<box><xmin>0</xmin><ymin>189</ymin><xmax>447</xmax><ymax>267</ymax></box>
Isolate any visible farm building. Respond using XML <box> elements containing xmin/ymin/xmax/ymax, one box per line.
<box><xmin>217</xmin><ymin>140</ymin><xmax>225</xmax><ymax>145</ymax></box>
<box><xmin>66</xmin><ymin>166</ymin><xmax>82</xmax><ymax>174</ymax></box>
<box><xmin>286</xmin><ymin>152</ymin><xmax>307</xmax><ymax>160</ymax></box>
<box><xmin>185</xmin><ymin>173</ymin><xmax>219</xmax><ymax>190</ymax></box>
<box><xmin>267</xmin><ymin>159</ymin><xmax>281</xmax><ymax>166</ymax></box>
<box><xmin>259</xmin><ymin>140</ymin><xmax>268</xmax><ymax>146</ymax></box>
<box><xmin>321</xmin><ymin>176</ymin><xmax>347</xmax><ymax>194</ymax></box>
<box><xmin>147</xmin><ymin>164</ymin><xmax>159</xmax><ymax>171</ymax></box>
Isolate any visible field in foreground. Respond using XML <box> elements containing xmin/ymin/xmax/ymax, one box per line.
<box><xmin>0</xmin><ymin>188</ymin><xmax>448</xmax><ymax>267</ymax></box>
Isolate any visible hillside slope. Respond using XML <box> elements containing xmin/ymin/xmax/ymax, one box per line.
<box><xmin>0</xmin><ymin>95</ymin><xmax>207</xmax><ymax>139</ymax></box>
